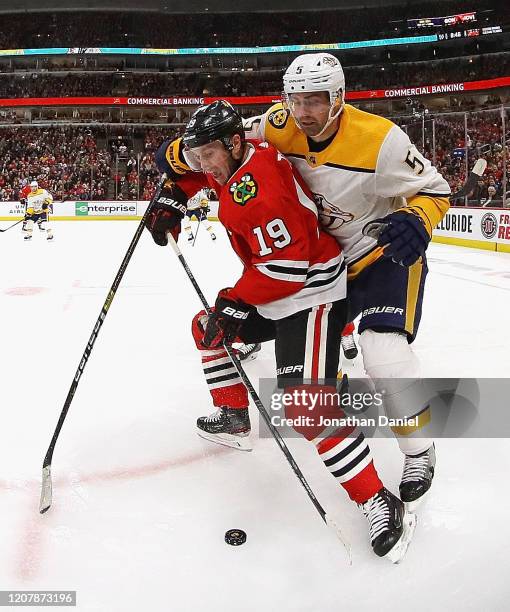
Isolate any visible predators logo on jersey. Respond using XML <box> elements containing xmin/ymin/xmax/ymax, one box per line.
<box><xmin>268</xmin><ymin>108</ymin><xmax>289</xmax><ymax>130</ymax></box>
<box><xmin>229</xmin><ymin>174</ymin><xmax>258</xmax><ymax>205</ymax></box>
<box><xmin>314</xmin><ymin>193</ymin><xmax>355</xmax><ymax>230</ymax></box>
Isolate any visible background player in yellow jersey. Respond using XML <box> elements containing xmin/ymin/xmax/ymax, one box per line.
<box><xmin>23</xmin><ymin>180</ymin><xmax>54</xmax><ymax>241</ymax></box>
<box><xmin>183</xmin><ymin>188</ymin><xmax>217</xmax><ymax>243</ymax></box>
<box><xmin>245</xmin><ymin>53</ymin><xmax>451</xmax><ymax>513</ymax></box>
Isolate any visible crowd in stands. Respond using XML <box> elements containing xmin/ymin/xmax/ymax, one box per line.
<box><xmin>2</xmin><ymin>53</ymin><xmax>509</xmax><ymax>100</ymax></box>
<box><xmin>110</xmin><ymin>127</ymin><xmax>177</xmax><ymax>201</ymax></box>
<box><xmin>346</xmin><ymin>53</ymin><xmax>510</xmax><ymax>91</ymax></box>
<box><xmin>0</xmin><ymin>1</ymin><xmax>506</xmax><ymax>50</ymax></box>
<box><xmin>0</xmin><ymin>127</ymin><xmax>113</xmax><ymax>201</ymax></box>
<box><xmin>396</xmin><ymin>110</ymin><xmax>509</xmax><ymax>205</ymax></box>
<box><xmin>0</xmin><ymin>125</ymin><xmax>180</xmax><ymax>202</ymax></box>
<box><xmin>0</xmin><ymin>116</ymin><xmax>507</xmax><ymax>205</ymax></box>
<box><xmin>0</xmin><ymin>73</ymin><xmax>202</xmax><ymax>99</ymax></box>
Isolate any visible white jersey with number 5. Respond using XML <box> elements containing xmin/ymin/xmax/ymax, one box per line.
<box><xmin>245</xmin><ymin>103</ymin><xmax>450</xmax><ymax>269</ymax></box>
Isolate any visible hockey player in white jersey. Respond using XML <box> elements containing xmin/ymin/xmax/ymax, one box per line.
<box><xmin>244</xmin><ymin>53</ymin><xmax>450</xmax><ymax>514</ymax></box>
<box><xmin>23</xmin><ymin>181</ymin><xmax>54</xmax><ymax>241</ymax></box>
<box><xmin>184</xmin><ymin>188</ymin><xmax>216</xmax><ymax>243</ymax></box>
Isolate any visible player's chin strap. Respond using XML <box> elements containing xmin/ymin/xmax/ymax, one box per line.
<box><xmin>313</xmin><ymin>95</ymin><xmax>344</xmax><ymax>139</ymax></box>
<box><xmin>166</xmin><ymin>230</ymin><xmax>351</xmax><ymax>562</ymax></box>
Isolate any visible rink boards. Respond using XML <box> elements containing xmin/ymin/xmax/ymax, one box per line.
<box><xmin>0</xmin><ymin>199</ymin><xmax>220</xmax><ymax>222</ymax></box>
<box><xmin>433</xmin><ymin>206</ymin><xmax>510</xmax><ymax>253</ymax></box>
<box><xmin>2</xmin><ymin>201</ymin><xmax>509</xmax><ymax>252</ymax></box>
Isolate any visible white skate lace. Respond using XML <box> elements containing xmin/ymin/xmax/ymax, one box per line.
<box><xmin>204</xmin><ymin>409</ymin><xmax>223</xmax><ymax>423</ymax></box>
<box><xmin>237</xmin><ymin>343</ymin><xmax>256</xmax><ymax>356</ymax></box>
<box><xmin>341</xmin><ymin>335</ymin><xmax>356</xmax><ymax>350</ymax></box>
<box><xmin>362</xmin><ymin>495</ymin><xmax>390</xmax><ymax>542</ymax></box>
<box><xmin>401</xmin><ymin>453</ymin><xmax>429</xmax><ymax>483</ymax></box>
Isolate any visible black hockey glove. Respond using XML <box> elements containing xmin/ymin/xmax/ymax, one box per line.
<box><xmin>202</xmin><ymin>289</ymin><xmax>252</xmax><ymax>349</ymax></box>
<box><xmin>145</xmin><ymin>181</ymin><xmax>188</xmax><ymax>246</ymax></box>
<box><xmin>367</xmin><ymin>210</ymin><xmax>430</xmax><ymax>267</ymax></box>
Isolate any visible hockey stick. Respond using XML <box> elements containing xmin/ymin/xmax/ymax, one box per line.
<box><xmin>192</xmin><ymin>212</ymin><xmax>202</xmax><ymax>247</ymax></box>
<box><xmin>450</xmin><ymin>158</ymin><xmax>487</xmax><ymax>200</ymax></box>
<box><xmin>166</xmin><ymin>233</ymin><xmax>350</xmax><ymax>553</ymax></box>
<box><xmin>362</xmin><ymin>158</ymin><xmax>488</xmax><ymax>240</ymax></box>
<box><xmin>39</xmin><ymin>174</ymin><xmax>168</xmax><ymax>514</ymax></box>
<box><xmin>0</xmin><ymin>218</ymin><xmax>24</xmax><ymax>233</ymax></box>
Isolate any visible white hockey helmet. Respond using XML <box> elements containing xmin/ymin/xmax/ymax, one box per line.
<box><xmin>30</xmin><ymin>180</ymin><xmax>38</xmax><ymax>188</ymax></box>
<box><xmin>283</xmin><ymin>53</ymin><xmax>345</xmax><ymax>136</ymax></box>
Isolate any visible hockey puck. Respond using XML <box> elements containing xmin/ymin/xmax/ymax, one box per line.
<box><xmin>225</xmin><ymin>529</ymin><xmax>247</xmax><ymax>546</ymax></box>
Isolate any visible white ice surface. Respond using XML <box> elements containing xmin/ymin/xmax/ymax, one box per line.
<box><xmin>1</xmin><ymin>221</ymin><xmax>509</xmax><ymax>612</ymax></box>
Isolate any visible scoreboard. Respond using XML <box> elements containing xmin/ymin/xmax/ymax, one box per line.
<box><xmin>408</xmin><ymin>12</ymin><xmax>477</xmax><ymax>29</ymax></box>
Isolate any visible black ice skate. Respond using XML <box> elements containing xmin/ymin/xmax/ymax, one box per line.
<box><xmin>360</xmin><ymin>487</ymin><xmax>417</xmax><ymax>563</ymax></box>
<box><xmin>234</xmin><ymin>343</ymin><xmax>261</xmax><ymax>362</ymax></box>
<box><xmin>400</xmin><ymin>444</ymin><xmax>436</xmax><ymax>512</ymax></box>
<box><xmin>341</xmin><ymin>333</ymin><xmax>358</xmax><ymax>360</ymax></box>
<box><xmin>23</xmin><ymin>234</ymin><xmax>32</xmax><ymax>241</ymax></box>
<box><xmin>196</xmin><ymin>407</ymin><xmax>252</xmax><ymax>451</ymax></box>
<box><xmin>187</xmin><ymin>232</ymin><xmax>194</xmax><ymax>242</ymax></box>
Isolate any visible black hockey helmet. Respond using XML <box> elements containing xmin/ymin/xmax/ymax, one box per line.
<box><xmin>182</xmin><ymin>100</ymin><xmax>244</xmax><ymax>150</ymax></box>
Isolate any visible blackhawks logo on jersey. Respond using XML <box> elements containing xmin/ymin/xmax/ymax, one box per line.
<box><xmin>230</xmin><ymin>174</ymin><xmax>258</xmax><ymax>205</ymax></box>
<box><xmin>268</xmin><ymin>108</ymin><xmax>289</xmax><ymax>130</ymax></box>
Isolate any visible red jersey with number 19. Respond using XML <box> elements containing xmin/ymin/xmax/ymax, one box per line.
<box><xmin>177</xmin><ymin>140</ymin><xmax>345</xmax><ymax>320</ymax></box>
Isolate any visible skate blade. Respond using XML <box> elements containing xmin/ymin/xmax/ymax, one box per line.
<box><xmin>239</xmin><ymin>350</ymin><xmax>260</xmax><ymax>363</ymax></box>
<box><xmin>197</xmin><ymin>429</ymin><xmax>252</xmax><ymax>452</ymax></box>
<box><xmin>404</xmin><ymin>490</ymin><xmax>430</xmax><ymax>513</ymax></box>
<box><xmin>384</xmin><ymin>511</ymin><xmax>417</xmax><ymax>564</ymax></box>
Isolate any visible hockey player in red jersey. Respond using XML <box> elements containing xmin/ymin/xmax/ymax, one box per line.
<box><xmin>20</xmin><ymin>179</ymin><xmax>31</xmax><ymax>231</ymax></box>
<box><xmin>20</xmin><ymin>179</ymin><xmax>31</xmax><ymax>206</ymax></box>
<box><xmin>145</xmin><ymin>100</ymin><xmax>416</xmax><ymax>562</ymax></box>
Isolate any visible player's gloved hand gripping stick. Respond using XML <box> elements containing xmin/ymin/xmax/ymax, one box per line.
<box><xmin>363</xmin><ymin>158</ymin><xmax>487</xmax><ymax>266</ymax></box>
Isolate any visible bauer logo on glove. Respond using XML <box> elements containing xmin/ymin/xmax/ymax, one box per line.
<box><xmin>145</xmin><ymin>183</ymin><xmax>189</xmax><ymax>246</ymax></box>
<box><xmin>202</xmin><ymin>289</ymin><xmax>252</xmax><ymax>349</ymax></box>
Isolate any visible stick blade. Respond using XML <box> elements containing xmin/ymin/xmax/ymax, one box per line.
<box><xmin>325</xmin><ymin>514</ymin><xmax>352</xmax><ymax>564</ymax></box>
<box><xmin>39</xmin><ymin>465</ymin><xmax>53</xmax><ymax>514</ymax></box>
